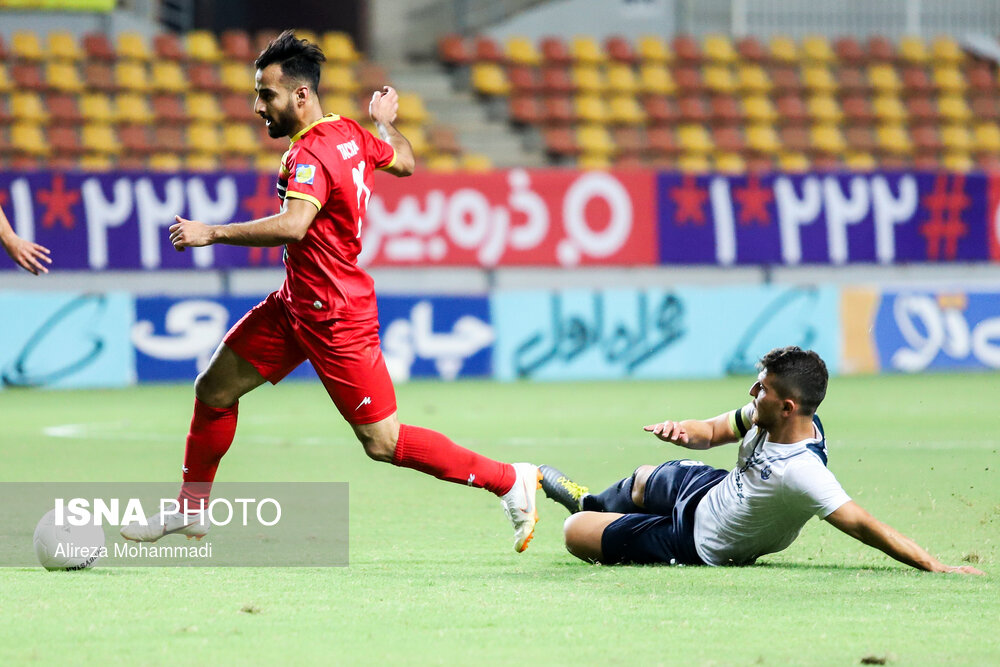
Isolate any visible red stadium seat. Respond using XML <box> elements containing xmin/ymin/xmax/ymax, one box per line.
<box><xmin>540</xmin><ymin>66</ymin><xmax>575</xmax><ymax>95</ymax></box>
<box><xmin>901</xmin><ymin>66</ymin><xmax>933</xmax><ymax>95</ymax></box>
<box><xmin>714</xmin><ymin>126</ymin><xmax>746</xmax><ymax>153</ymax></box>
<box><xmin>604</xmin><ymin>36</ymin><xmax>637</xmax><ymax>65</ymax></box>
<box><xmin>153</xmin><ymin>33</ymin><xmax>186</xmax><ymax>61</ymax></box>
<box><xmin>82</xmin><ymin>33</ymin><xmax>116</xmax><ymax>62</ymax></box>
<box><xmin>833</xmin><ymin>37</ymin><xmax>866</xmax><ymax>65</ymax></box>
<box><xmin>49</xmin><ymin>127</ymin><xmax>84</xmax><ymax>156</ymax></box>
<box><xmin>967</xmin><ymin>63</ymin><xmax>997</xmax><ymax>94</ymax></box>
<box><xmin>912</xmin><ymin>125</ymin><xmax>943</xmax><ymax>154</ymax></box>
<box><xmin>769</xmin><ymin>66</ymin><xmax>801</xmax><ymax>93</ymax></box>
<box><xmin>678</xmin><ymin>95</ymin><xmax>709</xmax><ymax>123</ymax></box>
<box><xmin>611</xmin><ymin>126</ymin><xmax>644</xmax><ymax>156</ymax></box>
<box><xmin>539</xmin><ymin>37</ymin><xmax>572</xmax><ymax>66</ymax></box>
<box><xmin>907</xmin><ymin>95</ymin><xmax>939</xmax><ymax>124</ymax></box>
<box><xmin>971</xmin><ymin>95</ymin><xmax>1000</xmax><ymax>122</ymax></box>
<box><xmin>438</xmin><ymin>34</ymin><xmax>472</xmax><ymax>67</ymax></box>
<box><xmin>221</xmin><ymin>30</ymin><xmax>255</xmax><ymax>61</ymax></box>
<box><xmin>83</xmin><ymin>63</ymin><xmax>115</xmax><ymax>93</ymax></box>
<box><xmin>776</xmin><ymin>94</ymin><xmax>808</xmax><ymax>125</ymax></box>
<box><xmin>646</xmin><ymin>126</ymin><xmax>679</xmax><ymax>155</ymax></box>
<box><xmin>47</xmin><ymin>93</ymin><xmax>84</xmax><ymax>124</ymax></box>
<box><xmin>845</xmin><ymin>126</ymin><xmax>877</xmax><ymax>153</ymax></box>
<box><xmin>735</xmin><ymin>36</ymin><xmax>767</xmax><ymax>62</ymax></box>
<box><xmin>221</xmin><ymin>93</ymin><xmax>256</xmax><ymax>122</ymax></box>
<box><xmin>780</xmin><ymin>126</ymin><xmax>810</xmax><ymax>153</ymax></box>
<box><xmin>11</xmin><ymin>64</ymin><xmax>45</xmax><ymax>91</ymax></box>
<box><xmin>188</xmin><ymin>63</ymin><xmax>225</xmax><ymax>93</ymax></box>
<box><xmin>507</xmin><ymin>65</ymin><xmax>542</xmax><ymax>94</ymax></box>
<box><xmin>473</xmin><ymin>36</ymin><xmax>504</xmax><ymax>63</ymax></box>
<box><xmin>642</xmin><ymin>96</ymin><xmax>678</xmax><ymax>125</ymax></box>
<box><xmin>842</xmin><ymin>95</ymin><xmax>875</xmax><ymax>124</ymax></box>
<box><xmin>836</xmin><ymin>66</ymin><xmax>870</xmax><ymax>94</ymax></box>
<box><xmin>710</xmin><ymin>95</ymin><xmax>743</xmax><ymax>124</ymax></box>
<box><xmin>672</xmin><ymin>34</ymin><xmax>701</xmax><ymax>63</ymax></box>
<box><xmin>542</xmin><ymin>95</ymin><xmax>575</xmax><ymax>125</ymax></box>
<box><xmin>152</xmin><ymin>126</ymin><xmax>186</xmax><ymax>153</ymax></box>
<box><xmin>119</xmin><ymin>125</ymin><xmax>153</xmax><ymax>155</ymax></box>
<box><xmin>508</xmin><ymin>95</ymin><xmax>544</xmax><ymax>125</ymax></box>
<box><xmin>542</xmin><ymin>127</ymin><xmax>579</xmax><ymax>157</ymax></box>
<box><xmin>866</xmin><ymin>36</ymin><xmax>895</xmax><ymax>62</ymax></box>
<box><xmin>152</xmin><ymin>94</ymin><xmax>188</xmax><ymax>124</ymax></box>
<box><xmin>673</xmin><ymin>66</ymin><xmax>703</xmax><ymax>92</ymax></box>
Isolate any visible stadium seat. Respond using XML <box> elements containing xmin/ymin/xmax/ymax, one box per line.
<box><xmin>425</xmin><ymin>153</ymin><xmax>459</xmax><ymax>172</ymax></box>
<box><xmin>611</xmin><ymin>126</ymin><xmax>644</xmax><ymax>156</ymax></box>
<box><xmin>46</xmin><ymin>93</ymin><xmax>83</xmax><ymax>124</ymax></box>
<box><xmin>80</xmin><ymin>93</ymin><xmax>114</xmax><ymax>124</ymax></box>
<box><xmin>646</xmin><ymin>126</ymin><xmax>678</xmax><ymax>155</ymax></box>
<box><xmin>866</xmin><ymin>36</ymin><xmax>895</xmax><ymax>62</ymax></box>
<box><xmin>460</xmin><ymin>153</ymin><xmax>493</xmax><ymax>171</ymax></box>
<box><xmin>398</xmin><ymin>123</ymin><xmax>429</xmax><ymax>155</ymax></box>
<box><xmin>186</xmin><ymin>92</ymin><xmax>225</xmax><ymax>123</ymax></box>
<box><xmin>868</xmin><ymin>64</ymin><xmax>902</xmax><ymax>93</ymax></box>
<box><xmin>509</xmin><ymin>95</ymin><xmax>543</xmax><ymax>125</ymax></box>
<box><xmin>118</xmin><ymin>125</ymin><xmax>152</xmax><ymax>155</ymax></box>
<box><xmin>713</xmin><ymin>126</ymin><xmax>746</xmax><ymax>153</ymax></box>
<box><xmin>221</xmin><ymin>63</ymin><xmax>253</xmax><ymax>93</ymax></box>
<box><xmin>808</xmin><ymin>95</ymin><xmax>842</xmax><ymax>124</ymax></box>
<box><xmin>714</xmin><ymin>152</ymin><xmax>746</xmax><ymax>173</ymax></box>
<box><xmin>151</xmin><ymin>62</ymin><xmax>186</xmax><ymax>93</ymax></box>
<box><xmin>802</xmin><ymin>65</ymin><xmax>836</xmax><ymax>93</ymax></box>
<box><xmin>638</xmin><ymin>64</ymin><xmax>676</xmax><ymax>95</ymax></box>
<box><xmin>254</xmin><ymin>30</ymin><xmax>281</xmax><ymax>55</ymax></box>
<box><xmin>931</xmin><ymin>36</ymin><xmax>964</xmax><ymax>65</ymax></box>
<box><xmin>672</xmin><ymin>35</ymin><xmax>701</xmax><ymax>63</ymax></box>
<box><xmin>221</xmin><ymin>93</ymin><xmax>257</xmax><ymax>122</ymax></box>
<box><xmin>608</xmin><ymin>95</ymin><xmax>645</xmax><ymax>125</ymax></box>
<box><xmin>114</xmin><ymin>61</ymin><xmax>151</xmax><ymax>92</ymax></box>
<box><xmin>802</xmin><ymin>35</ymin><xmax>835</xmax><ymax>63</ymax></box>
<box><xmin>703</xmin><ymin>35</ymin><xmax>737</xmax><ymax>64</ymax></box>
<box><xmin>971</xmin><ymin>95</ymin><xmax>1000</xmax><ymax>122</ymax></box>
<box><xmin>967</xmin><ymin>64</ymin><xmax>997</xmax><ymax>94</ymax></box>
<box><xmin>577</xmin><ymin>153</ymin><xmax>612</xmax><ymax>170</ymax></box>
<box><xmin>45</xmin><ymin>62</ymin><xmax>85</xmax><ymax>93</ymax></box>
<box><xmin>540</xmin><ymin>37</ymin><xmax>573</xmax><ymax>65</ymax></box>
<box><xmin>604</xmin><ymin>36</ymin><xmax>637</xmax><ymax>65</ymax></box>
<box><xmin>83</xmin><ymin>33</ymin><xmax>116</xmax><ymax>62</ymax></box>
<box><xmin>845</xmin><ymin>126</ymin><xmax>877</xmax><ymax>153</ymax></box>
<box><xmin>912</xmin><ymin>153</ymin><xmax>940</xmax><ymax>170</ymax></box>
<box><xmin>571</xmin><ymin>65</ymin><xmax>607</xmax><ymax>94</ymax></box>
<box><xmin>149</xmin><ymin>152</ymin><xmax>183</xmax><ymax>171</ymax></box>
<box><xmin>898</xmin><ymin>36</ymin><xmax>928</xmax><ymax>64</ymax></box>
<box><xmin>48</xmin><ymin>126</ymin><xmax>84</xmax><ymax>156</ymax></box>
<box><xmin>811</xmin><ymin>124</ymin><xmax>846</xmax><ymax>155</ymax></box>
<box><xmin>322</xmin><ymin>32</ymin><xmax>360</xmax><ymax>64</ymax></box>
<box><xmin>844</xmin><ymin>151</ymin><xmax>877</xmax><ymax>170</ymax></box>
<box><xmin>571</xmin><ymin>37</ymin><xmax>606</xmax><ymax>66</ymax></box>
<box><xmin>221</xmin><ymin>30</ymin><xmax>255</xmax><ymax>62</ymax></box>
<box><xmin>606</xmin><ymin>63</ymin><xmax>639</xmax><ymax>94</ymax></box>
<box><xmin>835</xmin><ymin>66</ymin><xmax>869</xmax><ymax>94</ymax></box>
<box><xmin>677</xmin><ymin>124</ymin><xmax>713</xmax><ymax>154</ymax></box>
<box><xmin>776</xmin><ymin>95</ymin><xmax>809</xmax><ymax>125</ymax></box>
<box><xmin>973</xmin><ymin>122</ymin><xmax>1000</xmax><ymax>152</ymax></box>
<box><xmin>873</xmin><ymin>96</ymin><xmax>907</xmax><ymax>124</ymax></box>
<box><xmin>938</xmin><ymin>95</ymin><xmax>971</xmax><ymax>123</ymax></box>
<box><xmin>324</xmin><ymin>65</ymin><xmax>360</xmax><ymax>93</ymax></box>
<box><xmin>117</xmin><ymin>33</ymin><xmax>152</xmax><ymax>61</ymax></box>
<box><xmin>833</xmin><ymin>37</ymin><xmax>866</xmax><ymax>65</ymax></box>
<box><xmin>428</xmin><ymin>126</ymin><xmax>461</xmax><ymax>155</ymax></box>
<box><xmin>577</xmin><ymin>124</ymin><xmax>616</xmax><ymax>158</ymax></box>
<box><xmin>222</xmin><ymin>124</ymin><xmax>258</xmax><ymax>155</ymax></box>
<box><xmin>776</xmin><ymin>152</ymin><xmax>810</xmax><ymax>172</ymax></box>
<box><xmin>710</xmin><ymin>95</ymin><xmax>743</xmax><ymax>124</ymax></box>
<box><xmin>80</xmin><ymin>154</ymin><xmax>114</xmax><ymax>171</ymax></box>
<box><xmin>0</xmin><ymin>65</ymin><xmax>12</xmax><ymax>94</ymax></box>
<box><xmin>188</xmin><ymin>63</ymin><xmax>225</xmax><ymax>93</ymax></box>
<box><xmin>779</xmin><ymin>126</ymin><xmax>810</xmax><ymax>153</ymax></box>
<box><xmin>975</xmin><ymin>153</ymin><xmax>1000</xmax><ymax>171</ymax></box>
<box><xmin>642</xmin><ymin>96</ymin><xmax>678</xmax><ymax>125</ymax></box>
<box><xmin>637</xmin><ymin>36</ymin><xmax>672</xmax><ymax>64</ymax></box>
<box><xmin>876</xmin><ymin>124</ymin><xmax>913</xmax><ymax>155</ymax></box>
<box><xmin>907</xmin><ymin>95</ymin><xmax>939</xmax><ymax>124</ymax></box>
<box><xmin>187</xmin><ymin>123</ymin><xmax>223</xmax><ymax>155</ymax></box>
<box><xmin>321</xmin><ymin>93</ymin><xmax>361</xmax><ymax>119</ymax></box>
<box><xmin>674</xmin><ymin>66</ymin><xmax>704</xmax><ymax>93</ymax></box>
<box><xmin>438</xmin><ymin>34</ymin><xmax>472</xmax><ymax>67</ymax></box>
<box><xmin>185</xmin><ymin>154</ymin><xmax>221</xmax><ymax>172</ymax></box>
<box><xmin>186</xmin><ymin>31</ymin><xmax>222</xmax><ymax>63</ymax></box>
<box><xmin>543</xmin><ymin>95</ymin><xmax>575</xmax><ymax>125</ymax></box>
<box><xmin>704</xmin><ymin>65</ymin><xmax>736</xmax><ymax>94</ymax></box>
<box><xmin>505</xmin><ymin>37</ymin><xmax>542</xmax><ymax>67</ymax></box>
<box><xmin>543</xmin><ymin>127</ymin><xmax>578</xmax><ymax>157</ymax></box>
<box><xmin>940</xmin><ymin>125</ymin><xmax>972</xmax><ymax>152</ymax></box>
<box><xmin>48</xmin><ymin>32</ymin><xmax>83</xmax><ymax>62</ymax></box>
<box><xmin>220</xmin><ymin>155</ymin><xmax>253</xmax><ymax>171</ymax></box>
<box><xmin>941</xmin><ymin>152</ymin><xmax>972</xmax><ymax>171</ymax></box>
<box><xmin>677</xmin><ymin>153</ymin><xmax>711</xmax><ymax>172</ymax></box>
<box><xmin>12</xmin><ymin>63</ymin><xmax>45</xmax><ymax>91</ymax></box>
<box><xmin>473</xmin><ymin>36</ymin><xmax>504</xmax><ymax>63</ymax></box>
<box><xmin>540</xmin><ymin>66</ymin><xmax>575</xmax><ymax>94</ymax></box>
<box><xmin>83</xmin><ymin>63</ymin><xmax>115</xmax><ymax>93</ymax></box>
<box><xmin>575</xmin><ymin>95</ymin><xmax>609</xmax><ymax>124</ymax></box>
<box><xmin>506</xmin><ymin>65</ymin><xmax>539</xmax><ymax>95</ymax></box>
<box><xmin>932</xmin><ymin>66</ymin><xmax>965</xmax><ymax>93</ymax></box>
<box><xmin>81</xmin><ymin>123</ymin><xmax>121</xmax><ymax>155</ymax></box>
<box><xmin>900</xmin><ymin>66</ymin><xmax>933</xmax><ymax>96</ymax></box>
<box><xmin>10</xmin><ymin>92</ymin><xmax>49</xmax><ymax>124</ymax></box>
<box><xmin>152</xmin><ymin>95</ymin><xmax>188</xmax><ymax>124</ymax></box>
<box><xmin>12</xmin><ymin>31</ymin><xmax>45</xmax><ymax>61</ymax></box>
<box><xmin>153</xmin><ymin>34</ymin><xmax>186</xmax><ymax>61</ymax></box>
<box><xmin>152</xmin><ymin>126</ymin><xmax>185</xmax><ymax>153</ymax></box>
<box><xmin>397</xmin><ymin>93</ymin><xmax>430</xmax><ymax>124</ymax></box>
<box><xmin>769</xmin><ymin>66</ymin><xmax>801</xmax><ymax>93</ymax></box>
<box><xmin>743</xmin><ymin>95</ymin><xmax>778</xmax><ymax>124</ymax></box>
<box><xmin>737</xmin><ymin>64</ymin><xmax>772</xmax><ymax>94</ymax></box>
<box><xmin>769</xmin><ymin>36</ymin><xmax>799</xmax><ymax>63</ymax></box>
<box><xmin>912</xmin><ymin>125</ymin><xmax>943</xmax><ymax>154</ymax></box>
<box><xmin>472</xmin><ymin>62</ymin><xmax>511</xmax><ymax>96</ymax></box>
<box><xmin>842</xmin><ymin>95</ymin><xmax>875</xmax><ymax>124</ymax></box>
<box><xmin>735</xmin><ymin>36</ymin><xmax>767</xmax><ymax>62</ymax></box>
<box><xmin>678</xmin><ymin>96</ymin><xmax>709</xmax><ymax>123</ymax></box>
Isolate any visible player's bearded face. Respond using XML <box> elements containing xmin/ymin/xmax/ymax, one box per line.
<box><xmin>264</xmin><ymin>97</ymin><xmax>297</xmax><ymax>138</ymax></box>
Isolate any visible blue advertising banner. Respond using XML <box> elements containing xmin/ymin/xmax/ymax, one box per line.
<box><xmin>869</xmin><ymin>290</ymin><xmax>1000</xmax><ymax>372</ymax></box>
<box><xmin>491</xmin><ymin>286</ymin><xmax>840</xmax><ymax>381</ymax></box>
<box><xmin>0</xmin><ymin>292</ymin><xmax>135</xmax><ymax>390</ymax></box>
<box><xmin>658</xmin><ymin>171</ymin><xmax>992</xmax><ymax>265</ymax></box>
<box><xmin>133</xmin><ymin>294</ymin><xmax>492</xmax><ymax>383</ymax></box>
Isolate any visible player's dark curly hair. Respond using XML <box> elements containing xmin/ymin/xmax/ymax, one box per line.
<box><xmin>758</xmin><ymin>346</ymin><xmax>828</xmax><ymax>414</ymax></box>
<box><xmin>255</xmin><ymin>29</ymin><xmax>326</xmax><ymax>92</ymax></box>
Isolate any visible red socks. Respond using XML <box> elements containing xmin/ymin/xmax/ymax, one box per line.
<box><xmin>392</xmin><ymin>424</ymin><xmax>516</xmax><ymax>496</ymax></box>
<box><xmin>177</xmin><ymin>398</ymin><xmax>238</xmax><ymax>511</ymax></box>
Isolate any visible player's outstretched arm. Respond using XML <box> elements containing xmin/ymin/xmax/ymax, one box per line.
<box><xmin>1</xmin><ymin>205</ymin><xmax>51</xmax><ymax>275</ymax></box>
<box><xmin>825</xmin><ymin>500</ymin><xmax>984</xmax><ymax>575</ymax></box>
<box><xmin>369</xmin><ymin>85</ymin><xmax>415</xmax><ymax>177</ymax></box>
<box><xmin>169</xmin><ymin>198</ymin><xmax>318</xmax><ymax>249</ymax></box>
<box><xmin>643</xmin><ymin>412</ymin><xmax>738</xmax><ymax>450</ymax></box>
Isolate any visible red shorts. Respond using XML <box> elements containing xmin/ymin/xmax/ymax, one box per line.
<box><xmin>224</xmin><ymin>292</ymin><xmax>397</xmax><ymax>425</ymax></box>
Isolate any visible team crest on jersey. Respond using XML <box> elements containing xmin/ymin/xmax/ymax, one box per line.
<box><xmin>294</xmin><ymin>164</ymin><xmax>316</xmax><ymax>184</ymax></box>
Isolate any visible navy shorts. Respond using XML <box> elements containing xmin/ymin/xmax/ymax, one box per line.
<box><xmin>601</xmin><ymin>460</ymin><xmax>727</xmax><ymax>566</ymax></box>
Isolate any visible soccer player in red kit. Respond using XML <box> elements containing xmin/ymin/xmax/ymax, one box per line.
<box><xmin>120</xmin><ymin>31</ymin><xmax>541</xmax><ymax>552</ymax></box>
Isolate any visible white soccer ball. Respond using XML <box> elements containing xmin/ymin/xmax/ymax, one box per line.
<box><xmin>33</xmin><ymin>509</ymin><xmax>106</xmax><ymax>571</ymax></box>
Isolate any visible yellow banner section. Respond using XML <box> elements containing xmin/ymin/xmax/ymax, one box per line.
<box><xmin>0</xmin><ymin>0</ymin><xmax>115</xmax><ymax>10</ymax></box>
<box><xmin>840</xmin><ymin>287</ymin><xmax>880</xmax><ymax>374</ymax></box>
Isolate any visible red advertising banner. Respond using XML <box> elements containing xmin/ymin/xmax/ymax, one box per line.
<box><xmin>362</xmin><ymin>169</ymin><xmax>657</xmax><ymax>267</ymax></box>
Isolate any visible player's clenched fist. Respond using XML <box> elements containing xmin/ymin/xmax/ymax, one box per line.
<box><xmin>644</xmin><ymin>420</ymin><xmax>689</xmax><ymax>444</ymax></box>
<box><xmin>169</xmin><ymin>215</ymin><xmax>213</xmax><ymax>250</ymax></box>
<box><xmin>369</xmin><ymin>85</ymin><xmax>399</xmax><ymax>125</ymax></box>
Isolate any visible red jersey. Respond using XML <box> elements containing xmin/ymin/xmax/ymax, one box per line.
<box><xmin>276</xmin><ymin>114</ymin><xmax>396</xmax><ymax>321</ymax></box>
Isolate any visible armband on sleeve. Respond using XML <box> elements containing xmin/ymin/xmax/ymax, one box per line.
<box><xmin>728</xmin><ymin>403</ymin><xmax>755</xmax><ymax>437</ymax></box>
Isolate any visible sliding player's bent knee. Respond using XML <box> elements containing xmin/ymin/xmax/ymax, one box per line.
<box><xmin>631</xmin><ymin>465</ymin><xmax>657</xmax><ymax>508</ymax></box>
<box><xmin>563</xmin><ymin>513</ymin><xmax>604</xmax><ymax>563</ymax></box>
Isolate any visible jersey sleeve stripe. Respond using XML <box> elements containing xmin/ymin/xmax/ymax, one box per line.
<box><xmin>731</xmin><ymin>405</ymin><xmax>752</xmax><ymax>437</ymax></box>
<box><xmin>378</xmin><ymin>148</ymin><xmax>397</xmax><ymax>171</ymax></box>
<box><xmin>285</xmin><ymin>191</ymin><xmax>322</xmax><ymax>211</ymax></box>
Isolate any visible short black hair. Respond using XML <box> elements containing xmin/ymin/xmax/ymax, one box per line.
<box><xmin>254</xmin><ymin>29</ymin><xmax>326</xmax><ymax>92</ymax></box>
<box><xmin>758</xmin><ymin>346</ymin><xmax>828</xmax><ymax>414</ymax></box>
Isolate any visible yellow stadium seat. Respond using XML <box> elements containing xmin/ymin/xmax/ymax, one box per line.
<box><xmin>0</xmin><ymin>65</ymin><xmax>12</xmax><ymax>94</ymax></box>
<box><xmin>187</xmin><ymin>124</ymin><xmax>223</xmax><ymax>155</ymax></box>
<box><xmin>938</xmin><ymin>95</ymin><xmax>971</xmax><ymax>123</ymax></box>
<box><xmin>48</xmin><ymin>32</ymin><xmax>83</xmax><ymax>61</ymax></box>
<box><xmin>606</xmin><ymin>63</ymin><xmax>639</xmax><ymax>94</ymax></box>
<box><xmin>932</xmin><ymin>66</ymin><xmax>965</xmax><ymax>93</ymax></box>
<box><xmin>221</xmin><ymin>63</ymin><xmax>253</xmax><ymax>93</ymax></box>
<box><xmin>576</xmin><ymin>154</ymin><xmax>611</xmax><ymax>170</ymax></box>
<box><xmin>714</xmin><ymin>152</ymin><xmax>746</xmax><ymax>173</ymax></box>
<box><xmin>769</xmin><ymin>36</ymin><xmax>799</xmax><ymax>63</ymax></box>
<box><xmin>638</xmin><ymin>64</ymin><xmax>675</xmax><ymax>95</ymax></box>
<box><xmin>471</xmin><ymin>63</ymin><xmax>510</xmax><ymax>96</ymax></box>
<box><xmin>608</xmin><ymin>96</ymin><xmax>646</xmax><ymax>125</ymax></box>
<box><xmin>575</xmin><ymin>95</ymin><xmax>609</xmax><ymax>124</ymax></box>
<box><xmin>186</xmin><ymin>154</ymin><xmax>221</xmax><ymax>172</ymax></box>
<box><xmin>677</xmin><ymin>124</ymin><xmax>713</xmax><ymax>154</ymax></box>
<box><xmin>79</xmin><ymin>154</ymin><xmax>113</xmax><ymax>171</ymax></box>
<box><xmin>877</xmin><ymin>125</ymin><xmax>912</xmax><ymax>155</ymax></box>
<box><xmin>873</xmin><ymin>96</ymin><xmax>907</xmax><ymax>124</ymax></box>
<box><xmin>12</xmin><ymin>31</ymin><xmax>45</xmax><ymax>61</ymax></box>
<box><xmin>114</xmin><ymin>62</ymin><xmax>151</xmax><ymax>92</ymax></box>
<box><xmin>898</xmin><ymin>36</ymin><xmax>928</xmax><ymax>64</ymax></box>
<box><xmin>941</xmin><ymin>153</ymin><xmax>972</xmax><ymax>171</ymax></box>
<box><xmin>703</xmin><ymin>34</ymin><xmax>737</xmax><ymax>64</ymax></box>
<box><xmin>572</xmin><ymin>65</ymin><xmax>607</xmax><ymax>94</ymax></box>
<box><xmin>80</xmin><ymin>93</ymin><xmax>114</xmax><ymax>123</ymax></box>
<box><xmin>186</xmin><ymin>92</ymin><xmax>225</xmax><ymax>123</ymax></box>
<box><xmin>811</xmin><ymin>124</ymin><xmax>847</xmax><ymax>154</ymax></box>
<box><xmin>117</xmin><ymin>32</ymin><xmax>152</xmax><ymax>61</ymax></box>
<box><xmin>802</xmin><ymin>65</ymin><xmax>836</xmax><ymax>93</ymax></box>
<box><xmin>808</xmin><ymin>96</ymin><xmax>842</xmax><ymax>124</ymax></box>
<box><xmin>152</xmin><ymin>62</ymin><xmax>186</xmax><ymax>93</ymax></box>
<box><xmin>637</xmin><ymin>36</ymin><xmax>672</xmax><ymax>64</ymax></box>
<box><xmin>425</xmin><ymin>153</ymin><xmax>459</xmax><ymax>172</ymax></box>
<box><xmin>322</xmin><ymin>32</ymin><xmax>360</xmax><ymax>64</ymax></box>
<box><xmin>45</xmin><ymin>62</ymin><xmax>85</xmax><ymax>93</ymax></box>
<box><xmin>12</xmin><ymin>123</ymin><xmax>50</xmax><ymax>156</ymax></box>
<box><xmin>737</xmin><ymin>65</ymin><xmax>771</xmax><ymax>93</ymax></box>
<box><xmin>505</xmin><ymin>37</ymin><xmax>542</xmax><ymax>66</ymax></box>
<box><xmin>577</xmin><ymin>125</ymin><xmax>616</xmax><ymax>157</ymax></box>
<box><xmin>254</xmin><ymin>152</ymin><xmax>278</xmax><ymax>172</ymax></box>
<box><xmin>222</xmin><ymin>125</ymin><xmax>258</xmax><ymax>155</ymax></box>
<box><xmin>743</xmin><ymin>96</ymin><xmax>778</xmax><ymax>124</ymax></box>
<box><xmin>777</xmin><ymin>152</ymin><xmax>811</xmax><ymax>172</ymax></box>
<box><xmin>114</xmin><ymin>93</ymin><xmax>154</xmax><ymax>124</ymax></box>
<box><xmin>844</xmin><ymin>152</ymin><xmax>877</xmax><ymax>171</ymax></box>
<box><xmin>185</xmin><ymin>31</ymin><xmax>222</xmax><ymax>62</ymax></box>
<box><xmin>82</xmin><ymin>124</ymin><xmax>121</xmax><ymax>155</ymax></box>
<box><xmin>397</xmin><ymin>93</ymin><xmax>430</xmax><ymax>124</ymax></box>
<box><xmin>322</xmin><ymin>94</ymin><xmax>362</xmax><ymax>119</ymax></box>
<box><xmin>941</xmin><ymin>125</ymin><xmax>972</xmax><ymax>152</ymax></box>
<box><xmin>461</xmin><ymin>153</ymin><xmax>493</xmax><ymax>171</ymax></box>
<box><xmin>571</xmin><ymin>36</ymin><xmax>606</xmax><ymax>65</ymax></box>
<box><xmin>747</xmin><ymin>125</ymin><xmax>781</xmax><ymax>154</ymax></box>
<box><xmin>677</xmin><ymin>153</ymin><xmax>711</xmax><ymax>173</ymax></box>
<box><xmin>868</xmin><ymin>64</ymin><xmax>901</xmax><ymax>93</ymax></box>
<box><xmin>324</xmin><ymin>65</ymin><xmax>360</xmax><ymax>93</ymax></box>
<box><xmin>397</xmin><ymin>123</ymin><xmax>428</xmax><ymax>155</ymax></box>
<box><xmin>973</xmin><ymin>123</ymin><xmax>1000</xmax><ymax>152</ymax></box>
<box><xmin>11</xmin><ymin>92</ymin><xmax>49</xmax><ymax>123</ymax></box>
<box><xmin>931</xmin><ymin>36</ymin><xmax>964</xmax><ymax>65</ymax></box>
<box><xmin>150</xmin><ymin>153</ymin><xmax>183</xmax><ymax>171</ymax></box>
<box><xmin>802</xmin><ymin>35</ymin><xmax>835</xmax><ymax>63</ymax></box>
<box><xmin>704</xmin><ymin>66</ymin><xmax>736</xmax><ymax>93</ymax></box>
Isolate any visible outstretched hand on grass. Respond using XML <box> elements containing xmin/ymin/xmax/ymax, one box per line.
<box><xmin>644</xmin><ymin>420</ymin><xmax>689</xmax><ymax>445</ymax></box>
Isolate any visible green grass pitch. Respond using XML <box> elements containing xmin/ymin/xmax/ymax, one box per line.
<box><xmin>1</xmin><ymin>373</ymin><xmax>997</xmax><ymax>665</ymax></box>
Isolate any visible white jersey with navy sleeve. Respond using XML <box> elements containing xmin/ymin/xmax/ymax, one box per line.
<box><xmin>693</xmin><ymin>404</ymin><xmax>851</xmax><ymax>566</ymax></box>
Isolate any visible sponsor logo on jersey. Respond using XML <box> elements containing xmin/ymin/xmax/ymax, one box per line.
<box><xmin>294</xmin><ymin>164</ymin><xmax>316</xmax><ymax>184</ymax></box>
